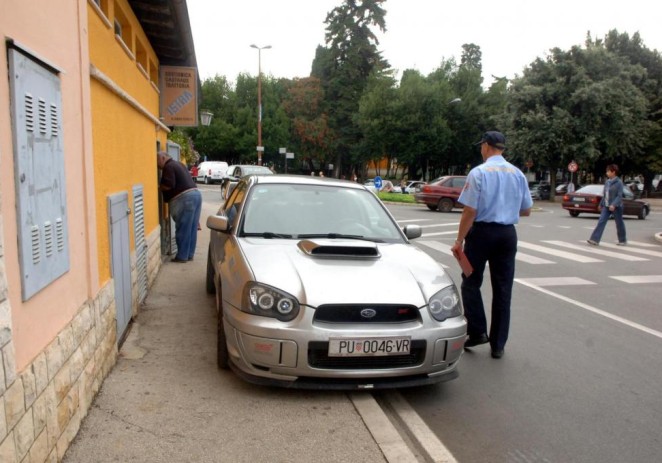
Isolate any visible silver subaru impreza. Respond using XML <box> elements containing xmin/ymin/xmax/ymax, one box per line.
<box><xmin>206</xmin><ymin>174</ymin><xmax>466</xmax><ymax>389</ymax></box>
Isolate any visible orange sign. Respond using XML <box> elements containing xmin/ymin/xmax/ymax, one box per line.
<box><xmin>159</xmin><ymin>66</ymin><xmax>198</xmax><ymax>126</ymax></box>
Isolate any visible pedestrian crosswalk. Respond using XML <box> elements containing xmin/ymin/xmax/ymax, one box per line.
<box><xmin>404</xmin><ymin>219</ymin><xmax>662</xmax><ymax>286</ymax></box>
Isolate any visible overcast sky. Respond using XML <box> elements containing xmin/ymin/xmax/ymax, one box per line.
<box><xmin>187</xmin><ymin>0</ymin><xmax>662</xmax><ymax>87</ymax></box>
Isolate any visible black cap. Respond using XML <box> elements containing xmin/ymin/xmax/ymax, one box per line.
<box><xmin>474</xmin><ymin>131</ymin><xmax>506</xmax><ymax>149</ymax></box>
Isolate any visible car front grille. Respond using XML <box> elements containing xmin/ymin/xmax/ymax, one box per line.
<box><xmin>308</xmin><ymin>340</ymin><xmax>426</xmax><ymax>369</ymax></box>
<box><xmin>313</xmin><ymin>304</ymin><xmax>421</xmax><ymax>323</ymax></box>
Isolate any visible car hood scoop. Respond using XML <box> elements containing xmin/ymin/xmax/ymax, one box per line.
<box><xmin>297</xmin><ymin>239</ymin><xmax>381</xmax><ymax>259</ymax></box>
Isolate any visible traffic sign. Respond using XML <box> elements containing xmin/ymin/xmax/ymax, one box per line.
<box><xmin>568</xmin><ymin>161</ymin><xmax>578</xmax><ymax>173</ymax></box>
<box><xmin>374</xmin><ymin>176</ymin><xmax>383</xmax><ymax>189</ymax></box>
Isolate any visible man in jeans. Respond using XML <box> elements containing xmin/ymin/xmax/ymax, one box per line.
<box><xmin>157</xmin><ymin>152</ymin><xmax>202</xmax><ymax>262</ymax></box>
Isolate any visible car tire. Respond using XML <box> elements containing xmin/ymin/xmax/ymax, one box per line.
<box><xmin>216</xmin><ymin>283</ymin><xmax>229</xmax><ymax>369</ymax></box>
<box><xmin>426</xmin><ymin>204</ymin><xmax>438</xmax><ymax>211</ymax></box>
<box><xmin>206</xmin><ymin>248</ymin><xmax>216</xmax><ymax>294</ymax></box>
<box><xmin>438</xmin><ymin>198</ymin><xmax>454</xmax><ymax>213</ymax></box>
<box><xmin>217</xmin><ymin>313</ymin><xmax>229</xmax><ymax>369</ymax></box>
<box><xmin>569</xmin><ymin>211</ymin><xmax>580</xmax><ymax>217</ymax></box>
<box><xmin>638</xmin><ymin>207</ymin><xmax>648</xmax><ymax>220</ymax></box>
<box><xmin>204</xmin><ymin>176</ymin><xmax>211</xmax><ymax>185</ymax></box>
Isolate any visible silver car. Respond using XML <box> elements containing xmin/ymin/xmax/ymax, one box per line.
<box><xmin>206</xmin><ymin>175</ymin><xmax>466</xmax><ymax>389</ymax></box>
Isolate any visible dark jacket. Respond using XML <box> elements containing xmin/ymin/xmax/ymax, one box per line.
<box><xmin>601</xmin><ymin>177</ymin><xmax>624</xmax><ymax>208</ymax></box>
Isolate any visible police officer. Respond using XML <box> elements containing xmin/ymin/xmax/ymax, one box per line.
<box><xmin>451</xmin><ymin>131</ymin><xmax>532</xmax><ymax>359</ymax></box>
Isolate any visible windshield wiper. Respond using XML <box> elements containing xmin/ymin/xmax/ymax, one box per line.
<box><xmin>297</xmin><ymin>233</ymin><xmax>383</xmax><ymax>243</ymax></box>
<box><xmin>242</xmin><ymin>232</ymin><xmax>293</xmax><ymax>239</ymax></box>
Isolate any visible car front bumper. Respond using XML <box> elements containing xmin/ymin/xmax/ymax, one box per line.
<box><xmin>222</xmin><ymin>304</ymin><xmax>466</xmax><ymax>390</ymax></box>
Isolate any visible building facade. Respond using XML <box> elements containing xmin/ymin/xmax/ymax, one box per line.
<box><xmin>0</xmin><ymin>1</ymin><xmax>198</xmax><ymax>461</ymax></box>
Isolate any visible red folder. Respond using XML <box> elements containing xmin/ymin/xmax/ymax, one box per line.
<box><xmin>454</xmin><ymin>248</ymin><xmax>473</xmax><ymax>277</ymax></box>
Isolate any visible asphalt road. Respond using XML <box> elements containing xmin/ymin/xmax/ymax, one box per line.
<box><xmin>386</xmin><ymin>201</ymin><xmax>662</xmax><ymax>463</ymax></box>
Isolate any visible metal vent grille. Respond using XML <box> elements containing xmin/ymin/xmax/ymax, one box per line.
<box><xmin>50</xmin><ymin>103</ymin><xmax>59</xmax><ymax>136</ymax></box>
<box><xmin>31</xmin><ymin>226</ymin><xmax>41</xmax><ymax>264</ymax></box>
<box><xmin>56</xmin><ymin>218</ymin><xmax>65</xmax><ymax>252</ymax></box>
<box><xmin>25</xmin><ymin>93</ymin><xmax>34</xmax><ymax>132</ymax></box>
<box><xmin>44</xmin><ymin>221</ymin><xmax>53</xmax><ymax>257</ymax></box>
<box><xmin>133</xmin><ymin>185</ymin><xmax>148</xmax><ymax>303</ymax></box>
<box><xmin>38</xmin><ymin>98</ymin><xmax>47</xmax><ymax>134</ymax></box>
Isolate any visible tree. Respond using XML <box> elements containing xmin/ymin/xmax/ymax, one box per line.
<box><xmin>505</xmin><ymin>43</ymin><xmax>651</xmax><ymax>193</ymax></box>
<box><xmin>313</xmin><ymin>0</ymin><xmax>389</xmax><ymax>177</ymax></box>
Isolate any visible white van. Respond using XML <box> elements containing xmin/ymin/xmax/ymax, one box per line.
<box><xmin>196</xmin><ymin>161</ymin><xmax>228</xmax><ymax>184</ymax></box>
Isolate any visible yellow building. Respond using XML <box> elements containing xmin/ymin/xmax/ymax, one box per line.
<box><xmin>0</xmin><ymin>1</ymin><xmax>198</xmax><ymax>461</ymax></box>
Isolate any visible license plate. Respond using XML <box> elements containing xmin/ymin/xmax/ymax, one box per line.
<box><xmin>328</xmin><ymin>337</ymin><xmax>411</xmax><ymax>357</ymax></box>
<box><xmin>573</xmin><ymin>197</ymin><xmax>585</xmax><ymax>202</ymax></box>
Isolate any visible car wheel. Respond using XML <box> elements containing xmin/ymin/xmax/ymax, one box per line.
<box><xmin>438</xmin><ymin>198</ymin><xmax>454</xmax><ymax>212</ymax></box>
<box><xmin>206</xmin><ymin>247</ymin><xmax>216</xmax><ymax>294</ymax></box>
<box><xmin>426</xmin><ymin>204</ymin><xmax>438</xmax><ymax>211</ymax></box>
<box><xmin>216</xmin><ymin>282</ymin><xmax>229</xmax><ymax>369</ymax></box>
<box><xmin>204</xmin><ymin>176</ymin><xmax>210</xmax><ymax>185</ymax></box>
<box><xmin>638</xmin><ymin>207</ymin><xmax>648</xmax><ymax>220</ymax></box>
<box><xmin>569</xmin><ymin>211</ymin><xmax>580</xmax><ymax>217</ymax></box>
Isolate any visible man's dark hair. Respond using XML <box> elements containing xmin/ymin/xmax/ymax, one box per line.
<box><xmin>606</xmin><ymin>164</ymin><xmax>619</xmax><ymax>175</ymax></box>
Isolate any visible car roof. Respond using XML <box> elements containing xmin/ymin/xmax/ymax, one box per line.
<box><xmin>247</xmin><ymin>174</ymin><xmax>365</xmax><ymax>190</ymax></box>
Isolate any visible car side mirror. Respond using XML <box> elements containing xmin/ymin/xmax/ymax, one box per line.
<box><xmin>207</xmin><ymin>215</ymin><xmax>230</xmax><ymax>232</ymax></box>
<box><xmin>403</xmin><ymin>224</ymin><xmax>422</xmax><ymax>240</ymax></box>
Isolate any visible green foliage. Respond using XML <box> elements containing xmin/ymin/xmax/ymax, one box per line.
<box><xmin>504</xmin><ymin>36</ymin><xmax>655</xmax><ymax>187</ymax></box>
<box><xmin>187</xmin><ymin>17</ymin><xmax>662</xmax><ymax>189</ymax></box>
<box><xmin>167</xmin><ymin>129</ymin><xmax>195</xmax><ymax>165</ymax></box>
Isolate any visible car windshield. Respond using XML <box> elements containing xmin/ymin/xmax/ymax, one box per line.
<box><xmin>239</xmin><ymin>183</ymin><xmax>405</xmax><ymax>242</ymax></box>
<box><xmin>575</xmin><ymin>185</ymin><xmax>603</xmax><ymax>195</ymax></box>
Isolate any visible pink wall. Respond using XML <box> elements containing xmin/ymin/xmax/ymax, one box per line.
<box><xmin>0</xmin><ymin>0</ymin><xmax>99</xmax><ymax>370</ymax></box>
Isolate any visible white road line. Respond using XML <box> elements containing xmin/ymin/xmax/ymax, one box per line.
<box><xmin>518</xmin><ymin>241</ymin><xmax>603</xmax><ymax>263</ymax></box>
<box><xmin>349</xmin><ymin>393</ymin><xmax>419</xmax><ymax>462</ymax></box>
<box><xmin>515</xmin><ymin>279</ymin><xmax>662</xmax><ymax>340</ymax></box>
<box><xmin>420</xmin><ymin>230</ymin><xmax>457</xmax><ymax>237</ymax></box>
<box><xmin>610</xmin><ymin>275</ymin><xmax>662</xmax><ymax>284</ymax></box>
<box><xmin>598</xmin><ymin>242</ymin><xmax>662</xmax><ymax>258</ymax></box>
<box><xmin>384</xmin><ymin>391</ymin><xmax>458</xmax><ymax>463</ymax></box>
<box><xmin>416</xmin><ymin>240</ymin><xmax>453</xmax><ymax>256</ymax></box>
<box><xmin>626</xmin><ymin>240</ymin><xmax>660</xmax><ymax>248</ymax></box>
<box><xmin>516</xmin><ymin>252</ymin><xmax>556</xmax><ymax>264</ymax></box>
<box><xmin>396</xmin><ymin>219</ymin><xmax>430</xmax><ymax>223</ymax></box>
<box><xmin>517</xmin><ymin>277</ymin><xmax>595</xmax><ymax>286</ymax></box>
<box><xmin>418</xmin><ymin>222</ymin><xmax>460</xmax><ymax>229</ymax></box>
<box><xmin>544</xmin><ymin>240</ymin><xmax>648</xmax><ymax>261</ymax></box>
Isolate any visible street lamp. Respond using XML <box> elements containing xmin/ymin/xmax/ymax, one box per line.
<box><xmin>250</xmin><ymin>44</ymin><xmax>272</xmax><ymax>165</ymax></box>
<box><xmin>200</xmin><ymin>110</ymin><xmax>213</xmax><ymax>126</ymax></box>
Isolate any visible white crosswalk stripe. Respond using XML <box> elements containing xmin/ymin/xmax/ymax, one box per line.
<box><xmin>543</xmin><ymin>240</ymin><xmax>648</xmax><ymax>261</ymax></box>
<box><xmin>400</xmin><ymin>219</ymin><xmax>661</xmax><ymax>286</ymax></box>
<box><xmin>518</xmin><ymin>241</ymin><xmax>604</xmax><ymax>263</ymax></box>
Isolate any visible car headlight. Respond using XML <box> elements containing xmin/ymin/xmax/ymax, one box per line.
<box><xmin>243</xmin><ymin>282</ymin><xmax>300</xmax><ymax>321</ymax></box>
<box><xmin>428</xmin><ymin>285</ymin><xmax>462</xmax><ymax>322</ymax></box>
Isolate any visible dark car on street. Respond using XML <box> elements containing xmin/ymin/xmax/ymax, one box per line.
<box><xmin>529</xmin><ymin>182</ymin><xmax>551</xmax><ymax>200</ymax></box>
<box><xmin>414</xmin><ymin>176</ymin><xmax>466</xmax><ymax>212</ymax></box>
<box><xmin>562</xmin><ymin>184</ymin><xmax>650</xmax><ymax>219</ymax></box>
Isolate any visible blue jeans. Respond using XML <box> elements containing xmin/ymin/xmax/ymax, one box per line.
<box><xmin>589</xmin><ymin>206</ymin><xmax>626</xmax><ymax>244</ymax></box>
<box><xmin>169</xmin><ymin>189</ymin><xmax>202</xmax><ymax>260</ymax></box>
<box><xmin>461</xmin><ymin>222</ymin><xmax>518</xmax><ymax>351</ymax></box>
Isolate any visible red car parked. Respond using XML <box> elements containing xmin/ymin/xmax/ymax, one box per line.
<box><xmin>414</xmin><ymin>176</ymin><xmax>467</xmax><ymax>212</ymax></box>
<box><xmin>562</xmin><ymin>184</ymin><xmax>650</xmax><ymax>219</ymax></box>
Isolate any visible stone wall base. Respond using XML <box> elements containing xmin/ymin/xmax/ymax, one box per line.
<box><xmin>0</xmin><ymin>282</ymin><xmax>118</xmax><ymax>462</ymax></box>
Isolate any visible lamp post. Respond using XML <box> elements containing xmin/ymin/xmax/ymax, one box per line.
<box><xmin>200</xmin><ymin>110</ymin><xmax>213</xmax><ymax>126</ymax></box>
<box><xmin>250</xmin><ymin>44</ymin><xmax>271</xmax><ymax>165</ymax></box>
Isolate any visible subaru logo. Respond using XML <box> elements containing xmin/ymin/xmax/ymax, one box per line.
<box><xmin>360</xmin><ymin>308</ymin><xmax>377</xmax><ymax>319</ymax></box>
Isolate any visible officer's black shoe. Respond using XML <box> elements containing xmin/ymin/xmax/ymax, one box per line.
<box><xmin>464</xmin><ymin>333</ymin><xmax>489</xmax><ymax>348</ymax></box>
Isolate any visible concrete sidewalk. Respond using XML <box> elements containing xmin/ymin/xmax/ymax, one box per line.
<box><xmin>62</xmin><ymin>203</ymin><xmax>390</xmax><ymax>463</ymax></box>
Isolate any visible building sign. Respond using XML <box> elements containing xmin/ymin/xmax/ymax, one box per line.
<box><xmin>159</xmin><ymin>66</ymin><xmax>198</xmax><ymax>127</ymax></box>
